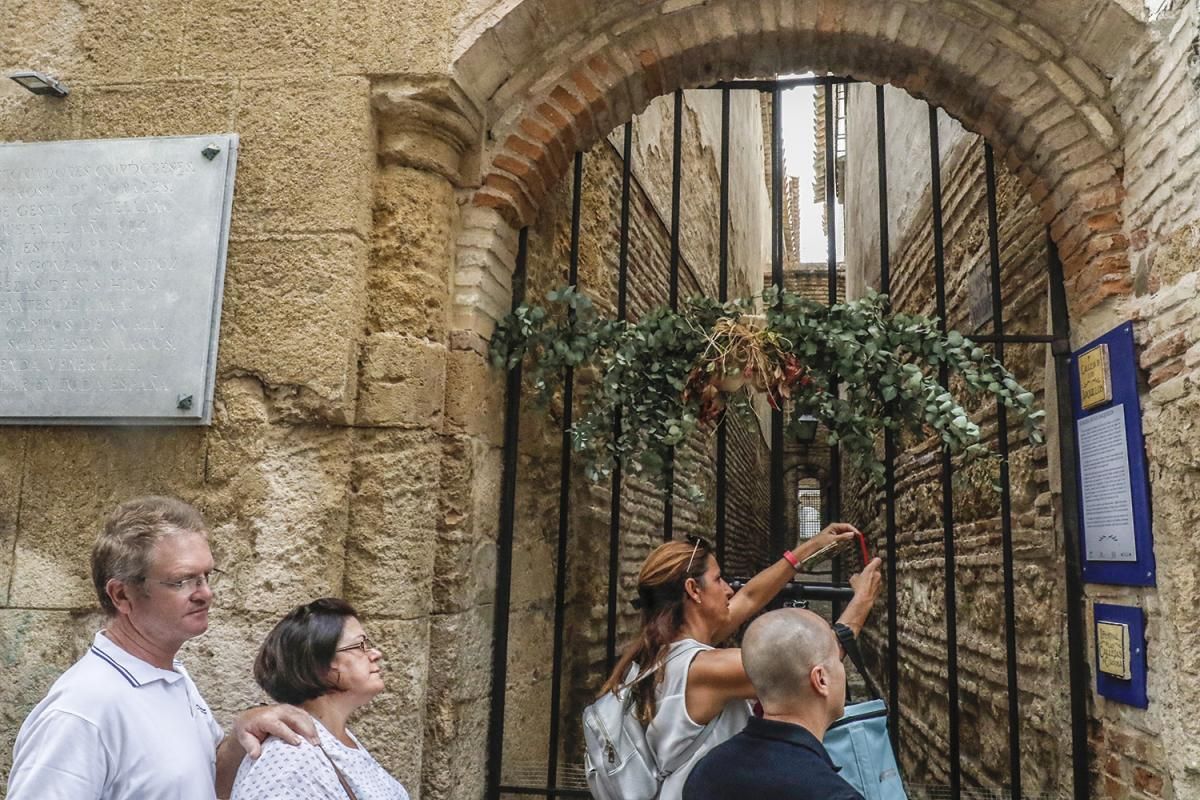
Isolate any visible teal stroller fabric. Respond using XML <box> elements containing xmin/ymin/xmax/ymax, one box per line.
<box><xmin>823</xmin><ymin>634</ymin><xmax>908</xmax><ymax>800</ymax></box>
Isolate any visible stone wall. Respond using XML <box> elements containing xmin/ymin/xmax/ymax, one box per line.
<box><xmin>496</xmin><ymin>89</ymin><xmax>774</xmax><ymax>789</ymax></box>
<box><xmin>5</xmin><ymin>2</ymin><xmax>1200</xmax><ymax>799</ymax></box>
<box><xmin>843</xmin><ymin>86</ymin><xmax>1068</xmax><ymax>795</ymax></box>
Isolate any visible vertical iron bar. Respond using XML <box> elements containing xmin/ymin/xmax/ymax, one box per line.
<box><xmin>770</xmin><ymin>83</ymin><xmax>786</xmax><ymax>556</ymax></box>
<box><xmin>545</xmin><ymin>152</ymin><xmax>584</xmax><ymax>798</ymax></box>
<box><xmin>825</xmin><ymin>80</ymin><xmax>843</xmax><ymax>615</ymax></box>
<box><xmin>1047</xmin><ymin>230</ymin><xmax>1091</xmax><ymax>800</ymax></box>
<box><xmin>716</xmin><ymin>89</ymin><xmax>731</xmax><ymax>567</ymax></box>
<box><xmin>985</xmin><ymin>143</ymin><xmax>1022</xmax><ymax>800</ymax></box>
<box><xmin>929</xmin><ymin>105</ymin><xmax>961</xmax><ymax>800</ymax></box>
<box><xmin>606</xmin><ymin>124</ymin><xmax>634</xmax><ymax>671</ymax></box>
<box><xmin>664</xmin><ymin>89</ymin><xmax>684</xmax><ymax>541</ymax></box>
<box><xmin>487</xmin><ymin>227</ymin><xmax>529</xmax><ymax>800</ymax></box>
<box><xmin>877</xmin><ymin>83</ymin><xmax>900</xmax><ymax>752</ymax></box>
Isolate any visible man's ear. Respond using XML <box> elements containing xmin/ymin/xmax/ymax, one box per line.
<box><xmin>106</xmin><ymin>578</ymin><xmax>136</xmax><ymax>615</ymax></box>
<box><xmin>810</xmin><ymin>664</ymin><xmax>830</xmax><ymax>698</ymax></box>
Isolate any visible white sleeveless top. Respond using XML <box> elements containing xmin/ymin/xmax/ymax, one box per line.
<box><xmin>645</xmin><ymin>638</ymin><xmax>752</xmax><ymax>800</ymax></box>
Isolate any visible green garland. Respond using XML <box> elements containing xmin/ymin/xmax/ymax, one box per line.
<box><xmin>489</xmin><ymin>286</ymin><xmax>1045</xmax><ymax>494</ymax></box>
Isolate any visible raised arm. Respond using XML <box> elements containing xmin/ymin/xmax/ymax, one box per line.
<box><xmin>719</xmin><ymin>522</ymin><xmax>860</xmax><ymax>641</ymax></box>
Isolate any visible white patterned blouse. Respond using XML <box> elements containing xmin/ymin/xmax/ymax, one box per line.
<box><xmin>231</xmin><ymin>715</ymin><xmax>410</xmax><ymax>800</ymax></box>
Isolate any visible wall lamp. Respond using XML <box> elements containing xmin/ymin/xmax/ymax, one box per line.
<box><xmin>8</xmin><ymin>71</ymin><xmax>69</xmax><ymax>97</ymax></box>
<box><xmin>793</xmin><ymin>414</ymin><xmax>820</xmax><ymax>444</ymax></box>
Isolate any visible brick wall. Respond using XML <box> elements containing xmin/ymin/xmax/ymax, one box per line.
<box><xmin>843</xmin><ymin>87</ymin><xmax>1071</xmax><ymax>796</ymax></box>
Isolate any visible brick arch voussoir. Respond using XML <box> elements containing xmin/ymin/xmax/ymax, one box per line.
<box><xmin>465</xmin><ymin>0</ymin><xmax>1128</xmax><ymax>315</ymax></box>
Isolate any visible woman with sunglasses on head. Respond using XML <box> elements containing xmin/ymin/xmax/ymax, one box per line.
<box><xmin>231</xmin><ymin>598</ymin><xmax>409</xmax><ymax>800</ymax></box>
<box><xmin>599</xmin><ymin>525</ymin><xmax>883</xmax><ymax>800</ymax></box>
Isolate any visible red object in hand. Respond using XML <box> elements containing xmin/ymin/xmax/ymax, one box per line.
<box><xmin>855</xmin><ymin>532</ymin><xmax>870</xmax><ymax>568</ymax></box>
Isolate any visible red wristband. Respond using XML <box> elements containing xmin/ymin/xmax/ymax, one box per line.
<box><xmin>782</xmin><ymin>550</ymin><xmax>801</xmax><ymax>571</ymax></box>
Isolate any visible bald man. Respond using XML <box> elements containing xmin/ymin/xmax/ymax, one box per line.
<box><xmin>681</xmin><ymin>608</ymin><xmax>865</xmax><ymax>800</ymax></box>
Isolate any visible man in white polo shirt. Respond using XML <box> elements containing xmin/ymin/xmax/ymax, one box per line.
<box><xmin>7</xmin><ymin>496</ymin><xmax>316</xmax><ymax>800</ymax></box>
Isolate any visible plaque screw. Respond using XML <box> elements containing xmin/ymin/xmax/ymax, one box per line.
<box><xmin>201</xmin><ymin>144</ymin><xmax>221</xmax><ymax>161</ymax></box>
<box><xmin>177</xmin><ymin>394</ymin><xmax>194</xmax><ymax>410</ymax></box>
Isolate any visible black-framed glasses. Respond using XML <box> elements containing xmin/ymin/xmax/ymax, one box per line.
<box><xmin>335</xmin><ymin>636</ymin><xmax>377</xmax><ymax>655</ymax></box>
<box><xmin>136</xmin><ymin>567</ymin><xmax>225</xmax><ymax>593</ymax></box>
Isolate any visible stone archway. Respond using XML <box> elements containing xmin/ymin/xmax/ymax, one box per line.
<box><xmin>447</xmin><ymin>0</ymin><xmax>1141</xmax><ymax>340</ymax></box>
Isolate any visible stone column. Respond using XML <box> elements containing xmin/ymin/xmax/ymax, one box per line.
<box><xmin>351</xmin><ymin>79</ymin><xmax>504</xmax><ymax>800</ymax></box>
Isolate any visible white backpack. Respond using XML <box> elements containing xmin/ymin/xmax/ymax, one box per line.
<box><xmin>582</xmin><ymin>643</ymin><xmax>716</xmax><ymax>800</ymax></box>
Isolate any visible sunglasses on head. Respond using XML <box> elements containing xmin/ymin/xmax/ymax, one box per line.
<box><xmin>684</xmin><ymin>535</ymin><xmax>712</xmax><ymax>573</ymax></box>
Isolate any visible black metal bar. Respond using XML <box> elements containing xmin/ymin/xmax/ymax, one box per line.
<box><xmin>606</xmin><ymin>124</ymin><xmax>634</xmax><ymax>672</ymax></box>
<box><xmin>669</xmin><ymin>89</ymin><xmax>683</xmax><ymax>312</ymax></box>
<box><xmin>716</xmin><ymin>88</ymin><xmax>731</xmax><ymax>568</ymax></box>
<box><xmin>876</xmin><ymin>83</ymin><xmax>901</xmax><ymax>753</ymax></box>
<box><xmin>487</xmin><ymin>227</ymin><xmax>529</xmax><ymax>800</ymax></box>
<box><xmin>663</xmin><ymin>89</ymin><xmax>684</xmax><ymax>541</ymax></box>
<box><xmin>545</xmin><ymin>152</ymin><xmax>584</xmax><ymax>798</ymax></box>
<box><xmin>1047</xmin><ymin>229</ymin><xmax>1091</xmax><ymax>800</ymax></box>
<box><xmin>984</xmin><ymin>142</ymin><xmax>1022</xmax><ymax>800</ymax></box>
<box><xmin>769</xmin><ymin>83</ymin><xmax>786</xmax><ymax>557</ymax></box>
<box><xmin>729</xmin><ymin>578</ymin><xmax>856</xmax><ymax>601</ymax></box>
<box><xmin>825</xmin><ymin>81</ymin><xmax>843</xmax><ymax>615</ymax></box>
<box><xmin>929</xmin><ymin>105</ymin><xmax>961</xmax><ymax>800</ymax></box>
<box><xmin>704</xmin><ymin>76</ymin><xmax>860</xmax><ymax>91</ymax></box>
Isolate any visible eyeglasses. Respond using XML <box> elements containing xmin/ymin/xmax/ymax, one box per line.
<box><xmin>136</xmin><ymin>568</ymin><xmax>225</xmax><ymax>593</ymax></box>
<box><xmin>335</xmin><ymin>636</ymin><xmax>377</xmax><ymax>655</ymax></box>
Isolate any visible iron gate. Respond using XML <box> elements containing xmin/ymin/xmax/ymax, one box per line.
<box><xmin>486</xmin><ymin>76</ymin><xmax>1090</xmax><ymax>800</ymax></box>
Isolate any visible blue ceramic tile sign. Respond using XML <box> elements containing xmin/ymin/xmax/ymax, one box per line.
<box><xmin>1068</xmin><ymin>322</ymin><xmax>1156</xmax><ymax>586</ymax></box>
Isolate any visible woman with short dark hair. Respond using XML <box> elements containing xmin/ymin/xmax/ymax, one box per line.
<box><xmin>231</xmin><ymin>598</ymin><xmax>409</xmax><ymax>800</ymax></box>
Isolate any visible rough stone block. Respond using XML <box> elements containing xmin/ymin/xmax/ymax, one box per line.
<box><xmin>370</xmin><ymin>168</ymin><xmax>456</xmax><ymax>339</ymax></box>
<box><xmin>357</xmin><ymin>333</ymin><xmax>448</xmax><ymax>428</ymax></box>
<box><xmin>0</xmin><ymin>0</ymin><xmax>87</xmax><ymax>78</ymax></box>
<box><xmin>0</xmin><ymin>609</ymin><xmax>104</xmax><ymax>787</ymax></box>
<box><xmin>421</xmin><ymin>604</ymin><xmax>492</xmax><ymax>800</ymax></box>
<box><xmin>219</xmin><ymin>234</ymin><xmax>367</xmax><ymax>423</ymax></box>
<box><xmin>179</xmin><ymin>2</ymin><xmax>335</xmax><ymax>77</ymax></box>
<box><xmin>231</xmin><ymin>79</ymin><xmax>373</xmax><ymax>237</ymax></box>
<box><xmin>204</xmin><ymin>426</ymin><xmax>352</xmax><ymax>615</ymax></box>
<box><xmin>7</xmin><ymin>428</ymin><xmax>207</xmax><ymax>609</ymax></box>
<box><xmin>0</xmin><ymin>430</ymin><xmax>27</xmax><ymax>605</ymax></box>
<box><xmin>348</xmin><ymin>615</ymin><xmax>431</xmax><ymax>792</ymax></box>
<box><xmin>177</xmin><ymin>607</ymin><xmax>280</xmax><ymax>725</ymax></box>
<box><xmin>78</xmin><ymin>81</ymin><xmax>236</xmax><ymax>139</ymax></box>
<box><xmin>343</xmin><ymin>430</ymin><xmax>442</xmax><ymax>618</ymax></box>
<box><xmin>72</xmin><ymin>0</ymin><xmax>185</xmax><ymax>79</ymax></box>
<box><xmin>433</xmin><ymin>436</ymin><xmax>501</xmax><ymax>615</ymax></box>
<box><xmin>443</xmin><ymin>349</ymin><xmax>505</xmax><ymax>445</ymax></box>
<box><xmin>0</xmin><ymin>84</ymin><xmax>75</xmax><ymax>143</ymax></box>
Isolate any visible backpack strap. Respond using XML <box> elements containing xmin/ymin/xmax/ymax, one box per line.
<box><xmin>834</xmin><ymin>623</ymin><xmax>884</xmax><ymax>701</ymax></box>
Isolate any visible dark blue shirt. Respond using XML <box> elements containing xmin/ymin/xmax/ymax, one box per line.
<box><xmin>682</xmin><ymin>717</ymin><xmax>865</xmax><ymax>800</ymax></box>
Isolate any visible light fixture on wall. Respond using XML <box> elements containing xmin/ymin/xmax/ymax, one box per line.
<box><xmin>8</xmin><ymin>71</ymin><xmax>69</xmax><ymax>97</ymax></box>
<box><xmin>793</xmin><ymin>414</ymin><xmax>819</xmax><ymax>444</ymax></box>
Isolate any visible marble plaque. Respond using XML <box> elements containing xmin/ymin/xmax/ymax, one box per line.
<box><xmin>0</xmin><ymin>134</ymin><xmax>238</xmax><ymax>424</ymax></box>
